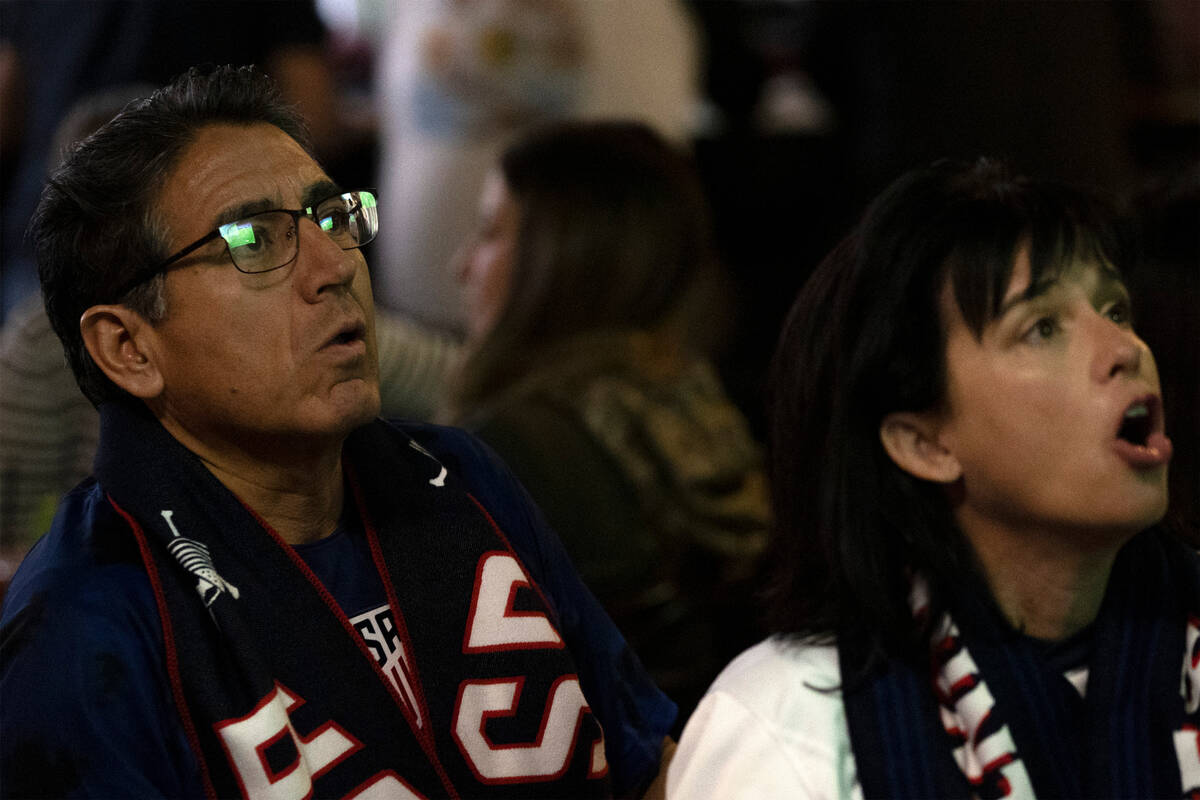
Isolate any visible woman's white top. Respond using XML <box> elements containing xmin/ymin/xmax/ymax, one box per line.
<box><xmin>667</xmin><ymin>637</ymin><xmax>863</xmax><ymax>800</ymax></box>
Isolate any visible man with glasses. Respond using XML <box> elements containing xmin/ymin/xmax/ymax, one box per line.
<box><xmin>0</xmin><ymin>65</ymin><xmax>675</xmax><ymax>799</ymax></box>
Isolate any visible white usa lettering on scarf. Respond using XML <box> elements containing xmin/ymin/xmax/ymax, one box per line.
<box><xmin>453</xmin><ymin>551</ymin><xmax>607</xmax><ymax>783</ymax></box>
<box><xmin>351</xmin><ymin>604</ymin><xmax>424</xmax><ymax>728</ymax></box>
<box><xmin>216</xmin><ymin>550</ymin><xmax>604</xmax><ymax>797</ymax></box>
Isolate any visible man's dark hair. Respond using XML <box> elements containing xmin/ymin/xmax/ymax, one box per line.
<box><xmin>31</xmin><ymin>64</ymin><xmax>312</xmax><ymax>407</ymax></box>
<box><xmin>764</xmin><ymin>158</ymin><xmax>1135</xmax><ymax>664</ymax></box>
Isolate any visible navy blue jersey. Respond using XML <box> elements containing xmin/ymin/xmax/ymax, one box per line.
<box><xmin>0</xmin><ymin>421</ymin><xmax>676</xmax><ymax>798</ymax></box>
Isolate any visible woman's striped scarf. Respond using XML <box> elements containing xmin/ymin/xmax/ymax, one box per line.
<box><xmin>841</xmin><ymin>530</ymin><xmax>1200</xmax><ymax>799</ymax></box>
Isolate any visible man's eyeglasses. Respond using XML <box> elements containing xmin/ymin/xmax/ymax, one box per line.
<box><xmin>112</xmin><ymin>189</ymin><xmax>379</xmax><ymax>299</ymax></box>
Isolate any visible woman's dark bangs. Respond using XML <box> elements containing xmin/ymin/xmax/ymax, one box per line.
<box><xmin>945</xmin><ymin>205</ymin><xmax>1026</xmax><ymax>337</ymax></box>
<box><xmin>1027</xmin><ymin>200</ymin><xmax>1126</xmax><ymax>292</ymax></box>
<box><xmin>947</xmin><ymin>186</ymin><xmax>1123</xmax><ymax>337</ymax></box>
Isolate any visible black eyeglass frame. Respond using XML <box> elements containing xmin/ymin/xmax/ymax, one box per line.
<box><xmin>107</xmin><ymin>188</ymin><xmax>378</xmax><ymax>302</ymax></box>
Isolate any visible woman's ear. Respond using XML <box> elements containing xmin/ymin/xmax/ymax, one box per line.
<box><xmin>879</xmin><ymin>411</ymin><xmax>963</xmax><ymax>484</ymax></box>
<box><xmin>79</xmin><ymin>305</ymin><xmax>164</xmax><ymax>399</ymax></box>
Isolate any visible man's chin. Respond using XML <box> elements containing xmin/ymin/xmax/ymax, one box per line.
<box><xmin>323</xmin><ymin>380</ymin><xmax>382</xmax><ymax>432</ymax></box>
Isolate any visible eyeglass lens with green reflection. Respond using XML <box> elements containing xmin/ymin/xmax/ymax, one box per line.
<box><xmin>220</xmin><ymin>189</ymin><xmax>379</xmax><ymax>274</ymax></box>
<box><xmin>109</xmin><ymin>189</ymin><xmax>379</xmax><ymax>302</ymax></box>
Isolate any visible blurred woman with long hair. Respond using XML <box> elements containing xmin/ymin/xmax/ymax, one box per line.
<box><xmin>448</xmin><ymin>121</ymin><xmax>768</xmax><ymax>719</ymax></box>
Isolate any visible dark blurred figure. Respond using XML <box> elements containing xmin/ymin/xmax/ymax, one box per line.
<box><xmin>1128</xmin><ymin>166</ymin><xmax>1200</xmax><ymax>537</ymax></box>
<box><xmin>0</xmin><ymin>0</ymin><xmax>344</xmax><ymax>322</ymax></box>
<box><xmin>1120</xmin><ymin>0</ymin><xmax>1200</xmax><ymax>178</ymax></box>
<box><xmin>447</xmin><ymin>121</ymin><xmax>769</xmax><ymax>726</ymax></box>
<box><xmin>0</xmin><ymin>84</ymin><xmax>150</xmax><ymax>584</ymax></box>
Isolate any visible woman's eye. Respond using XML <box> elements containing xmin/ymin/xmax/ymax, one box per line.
<box><xmin>1026</xmin><ymin>316</ymin><xmax>1058</xmax><ymax>342</ymax></box>
<box><xmin>1106</xmin><ymin>301</ymin><xmax>1133</xmax><ymax>326</ymax></box>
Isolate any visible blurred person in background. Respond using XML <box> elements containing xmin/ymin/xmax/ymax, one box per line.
<box><xmin>670</xmin><ymin>159</ymin><xmax>1192</xmax><ymax>798</ymax></box>
<box><xmin>0</xmin><ymin>0</ymin><xmax>347</xmax><ymax>322</ymax></box>
<box><xmin>447</xmin><ymin>120</ymin><xmax>768</xmax><ymax>725</ymax></box>
<box><xmin>373</xmin><ymin>0</ymin><xmax>700</xmax><ymax>332</ymax></box>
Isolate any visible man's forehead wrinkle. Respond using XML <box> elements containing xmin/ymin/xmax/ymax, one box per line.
<box><xmin>159</xmin><ymin>123</ymin><xmax>330</xmax><ymax>255</ymax></box>
<box><xmin>206</xmin><ymin>178</ymin><xmax>338</xmax><ymax>230</ymax></box>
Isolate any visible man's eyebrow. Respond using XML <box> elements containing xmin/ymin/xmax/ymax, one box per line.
<box><xmin>302</xmin><ymin>180</ymin><xmax>342</xmax><ymax>211</ymax></box>
<box><xmin>209</xmin><ymin>179</ymin><xmax>342</xmax><ymax>229</ymax></box>
<box><xmin>213</xmin><ymin>197</ymin><xmax>278</xmax><ymax>228</ymax></box>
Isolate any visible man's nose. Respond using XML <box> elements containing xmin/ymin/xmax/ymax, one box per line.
<box><xmin>297</xmin><ymin>217</ymin><xmax>359</xmax><ymax>300</ymax></box>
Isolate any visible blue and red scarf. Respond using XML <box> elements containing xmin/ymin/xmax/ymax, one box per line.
<box><xmin>95</xmin><ymin>401</ymin><xmax>611</xmax><ymax>799</ymax></box>
<box><xmin>842</xmin><ymin>530</ymin><xmax>1200</xmax><ymax>799</ymax></box>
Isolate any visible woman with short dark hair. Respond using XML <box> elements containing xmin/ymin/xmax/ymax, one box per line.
<box><xmin>669</xmin><ymin>159</ymin><xmax>1192</xmax><ymax>798</ymax></box>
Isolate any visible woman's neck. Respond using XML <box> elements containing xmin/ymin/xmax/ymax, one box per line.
<box><xmin>956</xmin><ymin>510</ymin><xmax>1129</xmax><ymax>641</ymax></box>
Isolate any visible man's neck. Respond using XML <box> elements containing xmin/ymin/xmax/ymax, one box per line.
<box><xmin>201</xmin><ymin>454</ymin><xmax>345</xmax><ymax>545</ymax></box>
<box><xmin>956</xmin><ymin>509</ymin><xmax>1130</xmax><ymax>641</ymax></box>
<box><xmin>159</xmin><ymin>418</ymin><xmax>347</xmax><ymax>545</ymax></box>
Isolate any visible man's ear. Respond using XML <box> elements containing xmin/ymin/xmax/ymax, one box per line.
<box><xmin>79</xmin><ymin>305</ymin><xmax>164</xmax><ymax>399</ymax></box>
<box><xmin>879</xmin><ymin>411</ymin><xmax>963</xmax><ymax>484</ymax></box>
